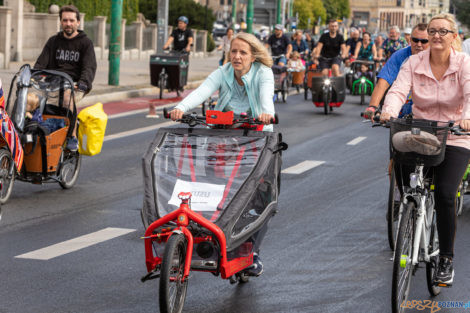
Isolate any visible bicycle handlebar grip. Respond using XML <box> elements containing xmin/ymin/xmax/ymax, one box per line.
<box><xmin>272</xmin><ymin>114</ymin><xmax>279</xmax><ymax>125</ymax></box>
<box><xmin>163</xmin><ymin>108</ymin><xmax>170</xmax><ymax>119</ymax></box>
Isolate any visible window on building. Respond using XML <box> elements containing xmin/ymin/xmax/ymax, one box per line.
<box><xmin>220</xmin><ymin>0</ymin><xmax>225</xmax><ymax>5</ymax></box>
<box><xmin>228</xmin><ymin>0</ymin><xmax>232</xmax><ymax>4</ymax></box>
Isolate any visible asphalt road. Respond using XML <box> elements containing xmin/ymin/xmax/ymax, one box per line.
<box><xmin>1</xmin><ymin>90</ymin><xmax>470</xmax><ymax>313</ymax></box>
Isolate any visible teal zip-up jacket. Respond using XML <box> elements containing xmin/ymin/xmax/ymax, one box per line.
<box><xmin>175</xmin><ymin>61</ymin><xmax>275</xmax><ymax>131</ymax></box>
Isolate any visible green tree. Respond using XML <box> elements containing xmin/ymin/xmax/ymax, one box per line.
<box><xmin>321</xmin><ymin>0</ymin><xmax>350</xmax><ymax>22</ymax></box>
<box><xmin>293</xmin><ymin>0</ymin><xmax>327</xmax><ymax>29</ymax></box>
<box><xmin>454</xmin><ymin>0</ymin><xmax>470</xmax><ymax>30</ymax></box>
<box><xmin>28</xmin><ymin>0</ymin><xmax>139</xmax><ymax>22</ymax></box>
<box><xmin>138</xmin><ymin>0</ymin><xmax>216</xmax><ymax>31</ymax></box>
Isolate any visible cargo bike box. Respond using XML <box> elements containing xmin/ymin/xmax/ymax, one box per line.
<box><xmin>140</xmin><ymin>110</ymin><xmax>287</xmax><ymax>313</ymax></box>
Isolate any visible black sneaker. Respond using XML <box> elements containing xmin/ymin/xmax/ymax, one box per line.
<box><xmin>245</xmin><ymin>253</ymin><xmax>264</xmax><ymax>277</ymax></box>
<box><xmin>435</xmin><ymin>256</ymin><xmax>454</xmax><ymax>286</ymax></box>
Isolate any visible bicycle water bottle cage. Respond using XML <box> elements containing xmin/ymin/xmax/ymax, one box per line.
<box><xmin>206</xmin><ymin>110</ymin><xmax>234</xmax><ymax>125</ymax></box>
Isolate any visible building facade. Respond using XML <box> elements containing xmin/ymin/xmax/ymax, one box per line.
<box><xmin>350</xmin><ymin>0</ymin><xmax>449</xmax><ymax>32</ymax></box>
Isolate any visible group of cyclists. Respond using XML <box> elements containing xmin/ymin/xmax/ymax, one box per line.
<box><xmin>169</xmin><ymin>11</ymin><xmax>470</xmax><ymax>292</ymax></box>
<box><xmin>2</xmin><ymin>2</ymin><xmax>469</xmax><ymax>306</ymax></box>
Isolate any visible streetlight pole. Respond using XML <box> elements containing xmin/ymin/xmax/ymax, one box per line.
<box><xmin>109</xmin><ymin>0</ymin><xmax>122</xmax><ymax>86</ymax></box>
<box><xmin>276</xmin><ymin>0</ymin><xmax>282</xmax><ymax>25</ymax></box>
<box><xmin>231</xmin><ymin>0</ymin><xmax>237</xmax><ymax>29</ymax></box>
<box><xmin>247</xmin><ymin>0</ymin><xmax>253</xmax><ymax>34</ymax></box>
<box><xmin>156</xmin><ymin>0</ymin><xmax>169</xmax><ymax>54</ymax></box>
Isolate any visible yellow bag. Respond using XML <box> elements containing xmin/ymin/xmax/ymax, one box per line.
<box><xmin>78</xmin><ymin>102</ymin><xmax>108</xmax><ymax>156</ymax></box>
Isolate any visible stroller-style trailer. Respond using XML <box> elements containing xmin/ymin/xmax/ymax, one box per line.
<box><xmin>141</xmin><ymin>110</ymin><xmax>286</xmax><ymax>313</ymax></box>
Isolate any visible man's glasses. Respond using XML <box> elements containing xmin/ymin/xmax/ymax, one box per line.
<box><xmin>411</xmin><ymin>37</ymin><xmax>429</xmax><ymax>44</ymax></box>
<box><xmin>427</xmin><ymin>28</ymin><xmax>454</xmax><ymax>36</ymax></box>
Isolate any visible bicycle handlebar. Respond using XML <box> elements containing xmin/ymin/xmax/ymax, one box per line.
<box><xmin>361</xmin><ymin>110</ymin><xmax>470</xmax><ymax>134</ymax></box>
<box><xmin>163</xmin><ymin>108</ymin><xmax>279</xmax><ymax>127</ymax></box>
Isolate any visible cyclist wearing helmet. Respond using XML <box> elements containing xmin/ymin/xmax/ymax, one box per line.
<box><xmin>163</xmin><ymin>16</ymin><xmax>193</xmax><ymax>53</ymax></box>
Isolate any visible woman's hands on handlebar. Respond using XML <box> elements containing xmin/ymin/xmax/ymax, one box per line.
<box><xmin>258</xmin><ymin>113</ymin><xmax>274</xmax><ymax>125</ymax></box>
<box><xmin>460</xmin><ymin>120</ymin><xmax>470</xmax><ymax>131</ymax></box>
<box><xmin>169</xmin><ymin>108</ymin><xmax>185</xmax><ymax>121</ymax></box>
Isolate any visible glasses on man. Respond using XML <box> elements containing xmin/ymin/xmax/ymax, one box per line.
<box><xmin>427</xmin><ymin>28</ymin><xmax>454</xmax><ymax>36</ymax></box>
<box><xmin>411</xmin><ymin>37</ymin><xmax>429</xmax><ymax>44</ymax></box>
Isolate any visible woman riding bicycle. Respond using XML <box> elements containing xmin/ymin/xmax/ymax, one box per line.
<box><xmin>380</xmin><ymin>13</ymin><xmax>470</xmax><ymax>286</ymax></box>
<box><xmin>353</xmin><ymin>32</ymin><xmax>377</xmax><ymax>61</ymax></box>
<box><xmin>169</xmin><ymin>32</ymin><xmax>275</xmax><ymax>275</ymax></box>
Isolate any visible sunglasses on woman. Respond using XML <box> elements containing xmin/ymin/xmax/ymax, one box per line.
<box><xmin>411</xmin><ymin>37</ymin><xmax>429</xmax><ymax>44</ymax></box>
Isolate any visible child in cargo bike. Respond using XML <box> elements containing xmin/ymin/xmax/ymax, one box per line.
<box><xmin>169</xmin><ymin>32</ymin><xmax>275</xmax><ymax>275</ymax></box>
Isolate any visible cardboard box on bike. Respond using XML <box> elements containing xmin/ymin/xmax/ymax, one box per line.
<box><xmin>150</xmin><ymin>53</ymin><xmax>189</xmax><ymax>90</ymax></box>
<box><xmin>23</xmin><ymin>115</ymin><xmax>69</xmax><ymax>173</ymax></box>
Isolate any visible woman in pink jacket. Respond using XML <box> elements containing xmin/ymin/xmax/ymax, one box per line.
<box><xmin>381</xmin><ymin>13</ymin><xmax>470</xmax><ymax>286</ymax></box>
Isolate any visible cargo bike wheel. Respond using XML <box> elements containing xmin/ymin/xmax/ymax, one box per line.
<box><xmin>0</xmin><ymin>149</ymin><xmax>15</xmax><ymax>204</ymax></box>
<box><xmin>160</xmin><ymin>233</ymin><xmax>189</xmax><ymax>313</ymax></box>
<box><xmin>59</xmin><ymin>150</ymin><xmax>81</xmax><ymax>189</ymax></box>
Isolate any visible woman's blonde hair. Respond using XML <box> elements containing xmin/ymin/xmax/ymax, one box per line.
<box><xmin>228</xmin><ymin>32</ymin><xmax>273</xmax><ymax>67</ymax></box>
<box><xmin>428</xmin><ymin>13</ymin><xmax>462</xmax><ymax>52</ymax></box>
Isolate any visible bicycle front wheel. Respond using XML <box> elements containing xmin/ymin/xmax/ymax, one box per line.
<box><xmin>426</xmin><ymin>210</ymin><xmax>441</xmax><ymax>296</ymax></box>
<box><xmin>387</xmin><ymin>166</ymin><xmax>400</xmax><ymax>250</ymax></box>
<box><xmin>159</xmin><ymin>233</ymin><xmax>189</xmax><ymax>313</ymax></box>
<box><xmin>391</xmin><ymin>201</ymin><xmax>415</xmax><ymax>313</ymax></box>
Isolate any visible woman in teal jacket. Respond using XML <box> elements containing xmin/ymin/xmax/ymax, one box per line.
<box><xmin>169</xmin><ymin>33</ymin><xmax>275</xmax><ymax>275</ymax></box>
<box><xmin>170</xmin><ymin>32</ymin><xmax>275</xmax><ymax>131</ymax></box>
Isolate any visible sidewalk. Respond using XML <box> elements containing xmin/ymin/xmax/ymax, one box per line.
<box><xmin>0</xmin><ymin>52</ymin><xmax>222</xmax><ymax>108</ymax></box>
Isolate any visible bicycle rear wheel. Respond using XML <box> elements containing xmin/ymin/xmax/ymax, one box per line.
<box><xmin>159</xmin><ymin>233</ymin><xmax>189</xmax><ymax>313</ymax></box>
<box><xmin>387</xmin><ymin>166</ymin><xmax>400</xmax><ymax>250</ymax></box>
<box><xmin>426</xmin><ymin>210</ymin><xmax>441</xmax><ymax>296</ymax></box>
<box><xmin>391</xmin><ymin>201</ymin><xmax>414</xmax><ymax>313</ymax></box>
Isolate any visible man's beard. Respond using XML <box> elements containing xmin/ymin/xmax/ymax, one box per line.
<box><xmin>64</xmin><ymin>28</ymin><xmax>74</xmax><ymax>36</ymax></box>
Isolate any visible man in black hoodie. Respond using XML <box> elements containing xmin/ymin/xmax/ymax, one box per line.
<box><xmin>34</xmin><ymin>5</ymin><xmax>97</xmax><ymax>151</ymax></box>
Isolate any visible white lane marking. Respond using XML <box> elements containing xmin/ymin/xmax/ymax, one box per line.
<box><xmin>108</xmin><ymin>108</ymin><xmax>149</xmax><ymax>119</ymax></box>
<box><xmin>281</xmin><ymin>160</ymin><xmax>325</xmax><ymax>174</ymax></box>
<box><xmin>15</xmin><ymin>228</ymin><xmax>136</xmax><ymax>260</ymax></box>
<box><xmin>104</xmin><ymin>121</ymin><xmax>175</xmax><ymax>142</ymax></box>
<box><xmin>347</xmin><ymin>136</ymin><xmax>366</xmax><ymax>145</ymax></box>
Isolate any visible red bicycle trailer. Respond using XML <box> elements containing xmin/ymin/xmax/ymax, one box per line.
<box><xmin>140</xmin><ymin>110</ymin><xmax>286</xmax><ymax>313</ymax></box>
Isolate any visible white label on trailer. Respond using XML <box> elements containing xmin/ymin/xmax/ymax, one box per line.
<box><xmin>168</xmin><ymin>179</ymin><xmax>226</xmax><ymax>211</ymax></box>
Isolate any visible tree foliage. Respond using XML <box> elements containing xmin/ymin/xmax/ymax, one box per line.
<box><xmin>138</xmin><ymin>0</ymin><xmax>216</xmax><ymax>30</ymax></box>
<box><xmin>293</xmin><ymin>0</ymin><xmax>327</xmax><ymax>29</ymax></box>
<box><xmin>321</xmin><ymin>0</ymin><xmax>350</xmax><ymax>22</ymax></box>
<box><xmin>27</xmin><ymin>0</ymin><xmax>139</xmax><ymax>22</ymax></box>
<box><xmin>454</xmin><ymin>0</ymin><xmax>470</xmax><ymax>30</ymax></box>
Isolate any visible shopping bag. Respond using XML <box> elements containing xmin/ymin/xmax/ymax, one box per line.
<box><xmin>77</xmin><ymin>102</ymin><xmax>107</xmax><ymax>156</ymax></box>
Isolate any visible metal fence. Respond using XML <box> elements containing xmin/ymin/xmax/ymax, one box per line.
<box><xmin>196</xmin><ymin>31</ymin><xmax>205</xmax><ymax>52</ymax></box>
<box><xmin>142</xmin><ymin>27</ymin><xmax>154</xmax><ymax>50</ymax></box>
<box><xmin>125</xmin><ymin>24</ymin><xmax>137</xmax><ymax>49</ymax></box>
<box><xmin>84</xmin><ymin>20</ymin><xmax>98</xmax><ymax>45</ymax></box>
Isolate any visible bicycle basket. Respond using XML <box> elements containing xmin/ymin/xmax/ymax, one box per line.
<box><xmin>389</xmin><ymin>118</ymin><xmax>450</xmax><ymax>167</ymax></box>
